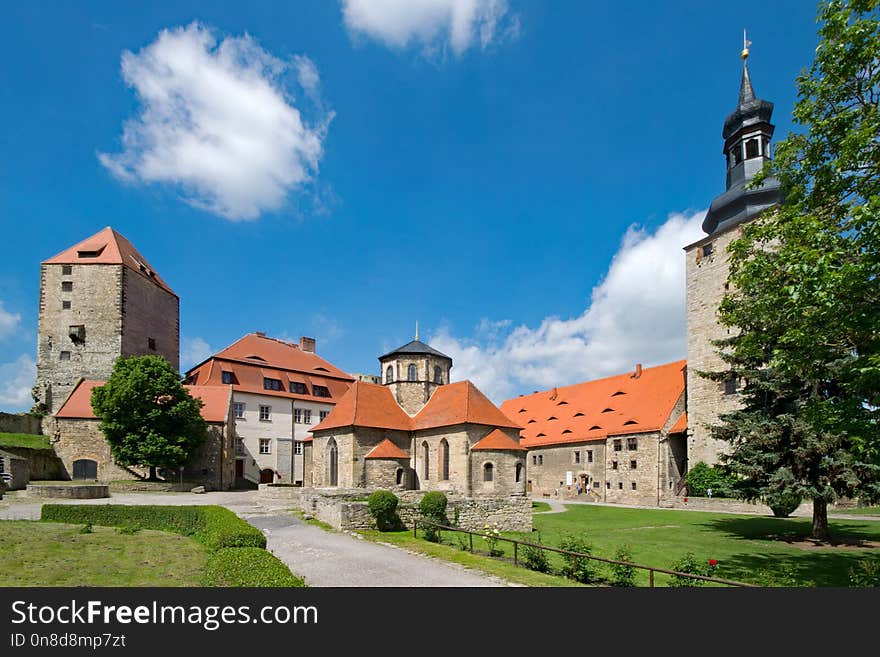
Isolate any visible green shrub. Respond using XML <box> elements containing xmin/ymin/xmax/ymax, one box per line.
<box><xmin>419</xmin><ymin>492</ymin><xmax>448</xmax><ymax>543</ymax></box>
<box><xmin>520</xmin><ymin>534</ymin><xmax>551</xmax><ymax>573</ymax></box>
<box><xmin>367</xmin><ymin>490</ymin><xmax>400</xmax><ymax>531</ymax></box>
<box><xmin>610</xmin><ymin>545</ymin><xmax>637</xmax><ymax>587</ymax></box>
<box><xmin>685</xmin><ymin>462</ymin><xmax>738</xmax><ymax>497</ymax></box>
<box><xmin>196</xmin><ymin>506</ymin><xmax>266</xmax><ymax>550</ymax></box>
<box><xmin>766</xmin><ymin>490</ymin><xmax>802</xmax><ymax>518</ymax></box>
<box><xmin>754</xmin><ymin>564</ymin><xmax>804</xmax><ymax>587</ymax></box>
<box><xmin>849</xmin><ymin>557</ymin><xmax>880</xmax><ymax>587</ymax></box>
<box><xmin>669</xmin><ymin>552</ymin><xmax>716</xmax><ymax>587</ymax></box>
<box><xmin>78</xmin><ymin>523</ymin><xmax>93</xmax><ymax>534</ymax></box>
<box><xmin>204</xmin><ymin>548</ymin><xmax>306</xmax><ymax>587</ymax></box>
<box><xmin>558</xmin><ymin>533</ymin><xmax>599</xmax><ymax>583</ymax></box>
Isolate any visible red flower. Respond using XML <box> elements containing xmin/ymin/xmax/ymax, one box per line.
<box><xmin>708</xmin><ymin>559</ymin><xmax>718</xmax><ymax>567</ymax></box>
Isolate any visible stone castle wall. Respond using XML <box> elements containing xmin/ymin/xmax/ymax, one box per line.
<box><xmin>526</xmin><ymin>441</ymin><xmax>607</xmax><ymax>499</ymax></box>
<box><xmin>0</xmin><ymin>412</ymin><xmax>43</xmax><ymax>435</ymax></box>
<box><xmin>381</xmin><ymin>354</ymin><xmax>449</xmax><ymax>415</ymax></box>
<box><xmin>312</xmin><ymin>428</ymin><xmax>410</xmax><ymax>488</ymax></box>
<box><xmin>120</xmin><ymin>268</ymin><xmax>179</xmax><ymax>370</ymax></box>
<box><xmin>365</xmin><ymin>457</ymin><xmax>411</xmax><ymax>490</ymax></box>
<box><xmin>685</xmin><ymin>227</ymin><xmax>743</xmax><ymax>466</ymax></box>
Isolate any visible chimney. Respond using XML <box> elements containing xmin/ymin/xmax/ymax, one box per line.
<box><xmin>255</xmin><ymin>331</ymin><xmax>265</xmax><ymax>337</ymax></box>
<box><xmin>632</xmin><ymin>363</ymin><xmax>643</xmax><ymax>379</ymax></box>
<box><xmin>300</xmin><ymin>336</ymin><xmax>316</xmax><ymax>353</ymax></box>
<box><xmin>549</xmin><ymin>387</ymin><xmax>558</xmax><ymax>400</ymax></box>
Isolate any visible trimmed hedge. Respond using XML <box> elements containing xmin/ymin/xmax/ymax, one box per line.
<box><xmin>40</xmin><ymin>505</ymin><xmax>265</xmax><ymax>550</ymax></box>
<box><xmin>204</xmin><ymin>548</ymin><xmax>306</xmax><ymax>587</ymax></box>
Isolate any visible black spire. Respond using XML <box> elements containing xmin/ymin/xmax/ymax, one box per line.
<box><xmin>738</xmin><ymin>61</ymin><xmax>755</xmax><ymax>105</ymax></box>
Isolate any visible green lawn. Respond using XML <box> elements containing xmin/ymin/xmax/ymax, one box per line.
<box><xmin>0</xmin><ymin>432</ymin><xmax>51</xmax><ymax>450</ymax></box>
<box><xmin>531</xmin><ymin>501</ymin><xmax>552</xmax><ymax>513</ymax></box>
<box><xmin>830</xmin><ymin>507</ymin><xmax>880</xmax><ymax>516</ymax></box>
<box><xmin>521</xmin><ymin>504</ymin><xmax>880</xmax><ymax>587</ymax></box>
<box><xmin>0</xmin><ymin>521</ymin><xmax>206</xmax><ymax>586</ymax></box>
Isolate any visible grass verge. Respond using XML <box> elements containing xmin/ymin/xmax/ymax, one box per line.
<box><xmin>0</xmin><ymin>432</ymin><xmax>51</xmax><ymax>450</ymax></box>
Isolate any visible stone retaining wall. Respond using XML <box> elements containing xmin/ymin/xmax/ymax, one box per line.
<box><xmin>259</xmin><ymin>486</ymin><xmax>532</xmax><ymax>532</ymax></box>
<box><xmin>658</xmin><ymin>496</ymin><xmax>813</xmax><ymax>516</ymax></box>
<box><xmin>26</xmin><ymin>483</ymin><xmax>110</xmax><ymax>499</ymax></box>
<box><xmin>0</xmin><ymin>412</ymin><xmax>43</xmax><ymax>435</ymax></box>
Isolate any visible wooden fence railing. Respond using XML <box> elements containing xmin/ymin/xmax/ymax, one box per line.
<box><xmin>413</xmin><ymin>520</ymin><xmax>754</xmax><ymax>588</ymax></box>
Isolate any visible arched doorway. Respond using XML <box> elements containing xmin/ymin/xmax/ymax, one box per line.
<box><xmin>72</xmin><ymin>459</ymin><xmax>97</xmax><ymax>480</ymax></box>
<box><xmin>259</xmin><ymin>469</ymin><xmax>275</xmax><ymax>484</ymax></box>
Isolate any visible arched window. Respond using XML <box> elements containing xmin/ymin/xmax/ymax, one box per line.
<box><xmin>515</xmin><ymin>462</ymin><xmax>523</xmax><ymax>483</ymax></box>
<box><xmin>433</xmin><ymin>366</ymin><xmax>442</xmax><ymax>384</ymax></box>
<box><xmin>745</xmin><ymin>138</ymin><xmax>759</xmax><ymax>159</ymax></box>
<box><xmin>396</xmin><ymin>468</ymin><xmax>404</xmax><ymax>486</ymax></box>
<box><xmin>408</xmin><ymin>364</ymin><xmax>417</xmax><ymax>381</ymax></box>
<box><xmin>422</xmin><ymin>441</ymin><xmax>430</xmax><ymax>480</ymax></box>
<box><xmin>386</xmin><ymin>366</ymin><xmax>394</xmax><ymax>384</ymax></box>
<box><xmin>439</xmin><ymin>439</ymin><xmax>449</xmax><ymax>480</ymax></box>
<box><xmin>483</xmin><ymin>462</ymin><xmax>494</xmax><ymax>482</ymax></box>
<box><xmin>327</xmin><ymin>437</ymin><xmax>338</xmax><ymax>487</ymax></box>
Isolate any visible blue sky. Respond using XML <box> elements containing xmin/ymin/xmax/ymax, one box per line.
<box><xmin>0</xmin><ymin>1</ymin><xmax>822</xmax><ymax>410</ymax></box>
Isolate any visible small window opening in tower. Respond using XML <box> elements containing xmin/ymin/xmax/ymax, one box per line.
<box><xmin>745</xmin><ymin>138</ymin><xmax>759</xmax><ymax>159</ymax></box>
<box><xmin>733</xmin><ymin>145</ymin><xmax>743</xmax><ymax>165</ymax></box>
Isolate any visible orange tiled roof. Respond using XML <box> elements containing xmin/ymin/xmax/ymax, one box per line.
<box><xmin>42</xmin><ymin>227</ymin><xmax>176</xmax><ymax>296</ymax></box>
<box><xmin>669</xmin><ymin>411</ymin><xmax>687</xmax><ymax>434</ymax></box>
<box><xmin>310</xmin><ymin>381</ymin><xmax>413</xmax><ymax>432</ymax></box>
<box><xmin>411</xmin><ymin>381</ymin><xmax>522</xmax><ymax>431</ymax></box>
<box><xmin>364</xmin><ymin>438</ymin><xmax>410</xmax><ymax>459</ymax></box>
<box><xmin>184</xmin><ymin>333</ymin><xmax>354</xmax><ymax>404</ymax></box>
<box><xmin>54</xmin><ymin>379</ymin><xmax>231</xmax><ymax>423</ymax></box>
<box><xmin>471</xmin><ymin>428</ymin><xmax>526</xmax><ymax>451</ymax></box>
<box><xmin>500</xmin><ymin>360</ymin><xmax>687</xmax><ymax>448</ymax></box>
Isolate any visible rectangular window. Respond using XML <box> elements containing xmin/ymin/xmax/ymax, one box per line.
<box><xmin>587</xmin><ymin>450</ymin><xmax>593</xmax><ymax>463</ymax></box>
<box><xmin>235</xmin><ymin>439</ymin><xmax>244</xmax><ymax>455</ymax></box>
<box><xmin>62</xmin><ymin>300</ymin><xmax>71</xmax><ymax>310</ymax></box>
<box><xmin>233</xmin><ymin>402</ymin><xmax>245</xmax><ymax>419</ymax></box>
<box><xmin>532</xmin><ymin>455</ymin><xmax>537</xmax><ymax>465</ymax></box>
<box><xmin>259</xmin><ymin>405</ymin><xmax>271</xmax><ymax>421</ymax></box>
<box><xmin>302</xmin><ymin>409</ymin><xmax>312</xmax><ymax>424</ymax></box>
<box><xmin>613</xmin><ymin>439</ymin><xmax>622</xmax><ymax>452</ymax></box>
<box><xmin>290</xmin><ymin>381</ymin><xmax>307</xmax><ymax>395</ymax></box>
<box><xmin>61</xmin><ymin>281</ymin><xmax>73</xmax><ymax>292</ymax></box>
<box><xmin>702</xmin><ymin>243</ymin><xmax>714</xmax><ymax>258</ymax></box>
<box><xmin>631</xmin><ymin>482</ymin><xmax>637</xmax><ymax>490</ymax></box>
<box><xmin>259</xmin><ymin>439</ymin><xmax>271</xmax><ymax>454</ymax></box>
<box><xmin>68</xmin><ymin>324</ymin><xmax>85</xmax><ymax>344</ymax></box>
<box><xmin>593</xmin><ymin>481</ymin><xmax>600</xmax><ymax>489</ymax></box>
<box><xmin>538</xmin><ymin>455</ymin><xmax>543</xmax><ymax>466</ymax></box>
<box><xmin>263</xmin><ymin>378</ymin><xmax>282</xmax><ymax>391</ymax></box>
<box><xmin>312</xmin><ymin>385</ymin><xmax>331</xmax><ymax>398</ymax></box>
<box><xmin>612</xmin><ymin>461</ymin><xmax>618</xmax><ymax>470</ymax></box>
<box><xmin>148</xmin><ymin>337</ymin><xmax>156</xmax><ymax>351</ymax></box>
<box><xmin>61</xmin><ymin>265</ymin><xmax>72</xmax><ymax>276</ymax></box>
<box><xmin>319</xmin><ymin>410</ymin><xmax>329</xmax><ymax>421</ymax></box>
<box><xmin>630</xmin><ymin>460</ymin><xmax>637</xmax><ymax>470</ymax></box>
<box><xmin>222</xmin><ymin>371</ymin><xmax>235</xmax><ymax>385</ymax></box>
<box><xmin>618</xmin><ymin>482</ymin><xmax>623</xmax><ymax>490</ymax></box>
<box><xmin>606</xmin><ymin>481</ymin><xmax>610</xmax><ymax>489</ymax></box>
<box><xmin>724</xmin><ymin>377</ymin><xmax>738</xmax><ymax>395</ymax></box>
<box><xmin>294</xmin><ymin>442</ymin><xmax>303</xmax><ymax>455</ymax></box>
<box><xmin>574</xmin><ymin>451</ymin><xmax>580</xmax><ymax>464</ymax></box>
<box><xmin>294</xmin><ymin>408</ymin><xmax>302</xmax><ymax>424</ymax></box>
<box><xmin>627</xmin><ymin>437</ymin><xmax>638</xmax><ymax>451</ymax></box>
<box><xmin>59</xmin><ymin>351</ymin><xmax>70</xmax><ymax>361</ymax></box>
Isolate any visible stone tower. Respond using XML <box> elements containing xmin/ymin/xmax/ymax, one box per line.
<box><xmin>684</xmin><ymin>48</ymin><xmax>783</xmax><ymax>466</ymax></box>
<box><xmin>378</xmin><ymin>329</ymin><xmax>453</xmax><ymax>415</ymax></box>
<box><xmin>35</xmin><ymin>227</ymin><xmax>179</xmax><ymax>414</ymax></box>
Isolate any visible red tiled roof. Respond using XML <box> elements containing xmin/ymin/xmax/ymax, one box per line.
<box><xmin>500</xmin><ymin>360</ymin><xmax>687</xmax><ymax>448</ymax></box>
<box><xmin>364</xmin><ymin>439</ymin><xmax>410</xmax><ymax>459</ymax></box>
<box><xmin>54</xmin><ymin>379</ymin><xmax>231</xmax><ymax>424</ymax></box>
<box><xmin>411</xmin><ymin>381</ymin><xmax>522</xmax><ymax>431</ymax></box>
<box><xmin>471</xmin><ymin>429</ymin><xmax>526</xmax><ymax>451</ymax></box>
<box><xmin>184</xmin><ymin>333</ymin><xmax>354</xmax><ymax>404</ymax></box>
<box><xmin>669</xmin><ymin>411</ymin><xmax>687</xmax><ymax>434</ymax></box>
<box><xmin>42</xmin><ymin>227</ymin><xmax>176</xmax><ymax>296</ymax></box>
<box><xmin>310</xmin><ymin>381</ymin><xmax>413</xmax><ymax>432</ymax></box>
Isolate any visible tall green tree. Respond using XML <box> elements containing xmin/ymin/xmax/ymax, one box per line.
<box><xmin>707</xmin><ymin>0</ymin><xmax>880</xmax><ymax>540</ymax></box>
<box><xmin>91</xmin><ymin>355</ymin><xmax>208</xmax><ymax>480</ymax></box>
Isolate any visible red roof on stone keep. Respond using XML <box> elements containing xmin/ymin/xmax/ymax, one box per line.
<box><xmin>669</xmin><ymin>411</ymin><xmax>687</xmax><ymax>434</ymax></box>
<box><xmin>500</xmin><ymin>360</ymin><xmax>687</xmax><ymax>448</ymax></box>
<box><xmin>42</xmin><ymin>227</ymin><xmax>176</xmax><ymax>296</ymax></box>
<box><xmin>310</xmin><ymin>381</ymin><xmax>412</xmax><ymax>432</ymax></box>
<box><xmin>471</xmin><ymin>429</ymin><xmax>526</xmax><ymax>451</ymax></box>
<box><xmin>365</xmin><ymin>439</ymin><xmax>410</xmax><ymax>459</ymax></box>
<box><xmin>411</xmin><ymin>381</ymin><xmax>522</xmax><ymax>431</ymax></box>
<box><xmin>54</xmin><ymin>379</ymin><xmax>232</xmax><ymax>424</ymax></box>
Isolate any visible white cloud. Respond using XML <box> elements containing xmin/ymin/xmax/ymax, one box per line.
<box><xmin>430</xmin><ymin>210</ymin><xmax>706</xmax><ymax>402</ymax></box>
<box><xmin>0</xmin><ymin>301</ymin><xmax>21</xmax><ymax>340</ymax></box>
<box><xmin>341</xmin><ymin>0</ymin><xmax>519</xmax><ymax>56</ymax></box>
<box><xmin>0</xmin><ymin>354</ymin><xmax>36</xmax><ymax>411</ymax></box>
<box><xmin>99</xmin><ymin>22</ymin><xmax>331</xmax><ymax>221</ymax></box>
<box><xmin>181</xmin><ymin>336</ymin><xmax>213</xmax><ymax>371</ymax></box>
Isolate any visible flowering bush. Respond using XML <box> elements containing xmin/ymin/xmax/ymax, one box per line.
<box><xmin>482</xmin><ymin>522</ymin><xmax>503</xmax><ymax>556</ymax></box>
<box><xmin>669</xmin><ymin>553</ymin><xmax>718</xmax><ymax>587</ymax></box>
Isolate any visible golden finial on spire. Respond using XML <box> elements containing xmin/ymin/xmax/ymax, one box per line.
<box><xmin>741</xmin><ymin>29</ymin><xmax>752</xmax><ymax>60</ymax></box>
<box><xmin>415</xmin><ymin>321</ymin><xmax>419</xmax><ymax>342</ymax></box>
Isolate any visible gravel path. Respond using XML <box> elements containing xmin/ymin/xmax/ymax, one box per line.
<box><xmin>0</xmin><ymin>490</ymin><xmax>510</xmax><ymax>587</ymax></box>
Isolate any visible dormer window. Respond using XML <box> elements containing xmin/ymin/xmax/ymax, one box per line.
<box><xmin>574</xmin><ymin>412</ymin><xmax>585</xmax><ymax>417</ymax></box>
<box><xmin>263</xmin><ymin>378</ymin><xmax>282</xmax><ymax>391</ymax></box>
<box><xmin>290</xmin><ymin>381</ymin><xmax>307</xmax><ymax>395</ymax></box>
<box><xmin>602</xmin><ymin>408</ymin><xmax>614</xmax><ymax>413</ymax></box>
<box><xmin>222</xmin><ymin>371</ymin><xmax>236</xmax><ymax>385</ymax></box>
<box><xmin>77</xmin><ymin>246</ymin><xmax>105</xmax><ymax>258</ymax></box>
<box><xmin>312</xmin><ymin>385</ymin><xmax>331</xmax><ymax>398</ymax></box>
